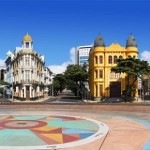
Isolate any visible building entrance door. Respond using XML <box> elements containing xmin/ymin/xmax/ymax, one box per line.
<box><xmin>26</xmin><ymin>86</ymin><xmax>30</xmax><ymax>101</ymax></box>
<box><xmin>110</xmin><ymin>82</ymin><xmax>121</xmax><ymax>97</ymax></box>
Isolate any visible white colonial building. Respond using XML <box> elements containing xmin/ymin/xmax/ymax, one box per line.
<box><xmin>44</xmin><ymin>67</ymin><xmax>53</xmax><ymax>97</ymax></box>
<box><xmin>11</xmin><ymin>33</ymin><xmax>47</xmax><ymax>101</ymax></box>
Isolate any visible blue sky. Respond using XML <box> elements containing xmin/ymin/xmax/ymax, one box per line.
<box><xmin>0</xmin><ymin>0</ymin><xmax>150</xmax><ymax>73</ymax></box>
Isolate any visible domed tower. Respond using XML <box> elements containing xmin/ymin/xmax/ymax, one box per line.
<box><xmin>89</xmin><ymin>34</ymin><xmax>105</xmax><ymax>101</ymax></box>
<box><xmin>126</xmin><ymin>33</ymin><xmax>138</xmax><ymax>58</ymax></box>
<box><xmin>22</xmin><ymin>33</ymin><xmax>33</xmax><ymax>49</ymax></box>
<box><xmin>126</xmin><ymin>33</ymin><xmax>139</xmax><ymax>98</ymax></box>
<box><xmin>94</xmin><ymin>34</ymin><xmax>105</xmax><ymax>47</ymax></box>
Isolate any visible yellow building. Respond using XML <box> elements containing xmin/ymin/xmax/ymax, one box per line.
<box><xmin>89</xmin><ymin>34</ymin><xmax>138</xmax><ymax>101</ymax></box>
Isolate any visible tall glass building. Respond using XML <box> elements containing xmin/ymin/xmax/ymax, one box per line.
<box><xmin>75</xmin><ymin>45</ymin><xmax>93</xmax><ymax>67</ymax></box>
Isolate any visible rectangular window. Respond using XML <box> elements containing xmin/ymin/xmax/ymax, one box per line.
<box><xmin>79</xmin><ymin>60</ymin><xmax>88</xmax><ymax>64</ymax></box>
<box><xmin>25</xmin><ymin>57</ymin><xmax>30</xmax><ymax>66</ymax></box>
<box><xmin>79</xmin><ymin>56</ymin><xmax>88</xmax><ymax>59</ymax></box>
<box><xmin>26</xmin><ymin>42</ymin><xmax>29</xmax><ymax>48</ymax></box>
<box><xmin>25</xmin><ymin>70</ymin><xmax>30</xmax><ymax>82</ymax></box>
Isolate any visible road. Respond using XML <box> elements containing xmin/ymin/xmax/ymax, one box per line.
<box><xmin>0</xmin><ymin>90</ymin><xmax>83</xmax><ymax>104</ymax></box>
<box><xmin>44</xmin><ymin>89</ymin><xmax>83</xmax><ymax>104</ymax></box>
<box><xmin>1</xmin><ymin>89</ymin><xmax>149</xmax><ymax>104</ymax></box>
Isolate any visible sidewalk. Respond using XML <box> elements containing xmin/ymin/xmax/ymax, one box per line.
<box><xmin>8</xmin><ymin>96</ymin><xmax>56</xmax><ymax>103</ymax></box>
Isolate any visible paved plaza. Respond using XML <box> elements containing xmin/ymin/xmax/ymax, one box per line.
<box><xmin>0</xmin><ymin>104</ymin><xmax>150</xmax><ymax>150</ymax></box>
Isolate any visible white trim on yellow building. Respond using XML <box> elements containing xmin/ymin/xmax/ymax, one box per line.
<box><xmin>89</xmin><ymin>34</ymin><xmax>138</xmax><ymax>101</ymax></box>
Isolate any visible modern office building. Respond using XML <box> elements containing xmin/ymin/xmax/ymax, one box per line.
<box><xmin>5</xmin><ymin>50</ymin><xmax>13</xmax><ymax>83</ymax></box>
<box><xmin>75</xmin><ymin>45</ymin><xmax>92</xmax><ymax>67</ymax></box>
<box><xmin>89</xmin><ymin>34</ymin><xmax>138</xmax><ymax>101</ymax></box>
<box><xmin>10</xmin><ymin>33</ymin><xmax>46</xmax><ymax>101</ymax></box>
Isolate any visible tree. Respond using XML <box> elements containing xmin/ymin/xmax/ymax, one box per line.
<box><xmin>111</xmin><ymin>57</ymin><xmax>150</xmax><ymax>101</ymax></box>
<box><xmin>0</xmin><ymin>88</ymin><xmax>4</xmax><ymax>95</ymax></box>
<box><xmin>0</xmin><ymin>80</ymin><xmax>11</xmax><ymax>87</ymax></box>
<box><xmin>53</xmin><ymin>74</ymin><xmax>66</xmax><ymax>95</ymax></box>
<box><xmin>65</xmin><ymin>64</ymin><xmax>89</xmax><ymax>97</ymax></box>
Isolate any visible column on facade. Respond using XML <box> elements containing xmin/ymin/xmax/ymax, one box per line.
<box><xmin>20</xmin><ymin>56</ymin><xmax>22</xmax><ymax>82</ymax></box>
<box><xmin>32</xmin><ymin>88</ymin><xmax>35</xmax><ymax>98</ymax></box>
<box><xmin>30</xmin><ymin>86</ymin><xmax>32</xmax><ymax>98</ymax></box>
<box><xmin>94</xmin><ymin>83</ymin><xmax>98</xmax><ymax>98</ymax></box>
<box><xmin>21</xmin><ymin>87</ymin><xmax>23</xmax><ymax>98</ymax></box>
<box><xmin>105</xmin><ymin>68</ymin><xmax>109</xmax><ymax>97</ymax></box>
<box><xmin>30</xmin><ymin>55</ymin><xmax>32</xmax><ymax>82</ymax></box>
<box><xmin>23</xmin><ymin>55</ymin><xmax>25</xmax><ymax>82</ymax></box>
<box><xmin>22</xmin><ymin>86</ymin><xmax>26</xmax><ymax>98</ymax></box>
<box><xmin>16</xmin><ymin>86</ymin><xmax>19</xmax><ymax>97</ymax></box>
<box><xmin>32</xmin><ymin>56</ymin><xmax>35</xmax><ymax>82</ymax></box>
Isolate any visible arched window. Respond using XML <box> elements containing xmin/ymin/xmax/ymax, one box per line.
<box><xmin>95</xmin><ymin>70</ymin><xmax>98</xmax><ymax>78</ymax></box>
<box><xmin>95</xmin><ymin>56</ymin><xmax>98</xmax><ymax>64</ymax></box>
<box><xmin>108</xmin><ymin>56</ymin><xmax>112</xmax><ymax>64</ymax></box>
<box><xmin>95</xmin><ymin>84</ymin><xmax>98</xmax><ymax>97</ymax></box>
<box><xmin>100</xmin><ymin>84</ymin><xmax>103</xmax><ymax>97</ymax></box>
<box><xmin>26</xmin><ymin>42</ymin><xmax>29</xmax><ymax>48</ymax></box>
<box><xmin>99</xmin><ymin>70</ymin><xmax>103</xmax><ymax>78</ymax></box>
<box><xmin>119</xmin><ymin>55</ymin><xmax>123</xmax><ymax>59</ymax></box>
<box><xmin>114</xmin><ymin>56</ymin><xmax>117</xmax><ymax>64</ymax></box>
<box><xmin>99</xmin><ymin>55</ymin><xmax>103</xmax><ymax>64</ymax></box>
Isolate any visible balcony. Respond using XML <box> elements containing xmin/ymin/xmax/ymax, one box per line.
<box><xmin>21</xmin><ymin>79</ymin><xmax>31</xmax><ymax>84</ymax></box>
<box><xmin>19</xmin><ymin>80</ymin><xmax>44</xmax><ymax>85</ymax></box>
<box><xmin>20</xmin><ymin>66</ymin><xmax>35</xmax><ymax>70</ymax></box>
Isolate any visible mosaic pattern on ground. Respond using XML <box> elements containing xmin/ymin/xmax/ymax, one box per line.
<box><xmin>0</xmin><ymin>115</ymin><xmax>109</xmax><ymax>149</ymax></box>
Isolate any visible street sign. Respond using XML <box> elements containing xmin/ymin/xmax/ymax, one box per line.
<box><xmin>138</xmin><ymin>78</ymin><xmax>142</xmax><ymax>89</ymax></box>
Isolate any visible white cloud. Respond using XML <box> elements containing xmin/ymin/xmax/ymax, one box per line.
<box><xmin>48</xmin><ymin>47</ymin><xmax>76</xmax><ymax>74</ymax></box>
<box><xmin>70</xmin><ymin>47</ymin><xmax>76</xmax><ymax>64</ymax></box>
<box><xmin>0</xmin><ymin>59</ymin><xmax>6</xmax><ymax>69</ymax></box>
<box><xmin>140</xmin><ymin>51</ymin><xmax>150</xmax><ymax>64</ymax></box>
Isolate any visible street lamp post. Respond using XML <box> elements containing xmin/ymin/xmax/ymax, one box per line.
<box><xmin>12</xmin><ymin>73</ymin><xmax>14</xmax><ymax>102</ymax></box>
<box><xmin>49</xmin><ymin>76</ymin><xmax>54</xmax><ymax>97</ymax></box>
<box><xmin>51</xmin><ymin>77</ymin><xmax>54</xmax><ymax>97</ymax></box>
<box><xmin>143</xmin><ymin>88</ymin><xmax>144</xmax><ymax>102</ymax></box>
<box><xmin>52</xmin><ymin>82</ymin><xmax>53</xmax><ymax>96</ymax></box>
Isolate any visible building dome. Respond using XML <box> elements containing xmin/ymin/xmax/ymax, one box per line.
<box><xmin>94</xmin><ymin>34</ymin><xmax>105</xmax><ymax>47</ymax></box>
<box><xmin>22</xmin><ymin>33</ymin><xmax>32</xmax><ymax>41</ymax></box>
<box><xmin>126</xmin><ymin>33</ymin><xmax>137</xmax><ymax>47</ymax></box>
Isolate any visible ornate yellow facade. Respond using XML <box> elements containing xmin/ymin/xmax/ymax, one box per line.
<box><xmin>89</xmin><ymin>34</ymin><xmax>138</xmax><ymax>101</ymax></box>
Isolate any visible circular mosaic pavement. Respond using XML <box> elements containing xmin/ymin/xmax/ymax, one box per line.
<box><xmin>2</xmin><ymin>120</ymin><xmax>47</xmax><ymax>129</ymax></box>
<box><xmin>0</xmin><ymin>115</ymin><xmax>109</xmax><ymax>149</ymax></box>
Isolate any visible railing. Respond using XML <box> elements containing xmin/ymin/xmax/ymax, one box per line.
<box><xmin>21</xmin><ymin>80</ymin><xmax>31</xmax><ymax>84</ymax></box>
<box><xmin>13</xmin><ymin>80</ymin><xmax>45</xmax><ymax>84</ymax></box>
